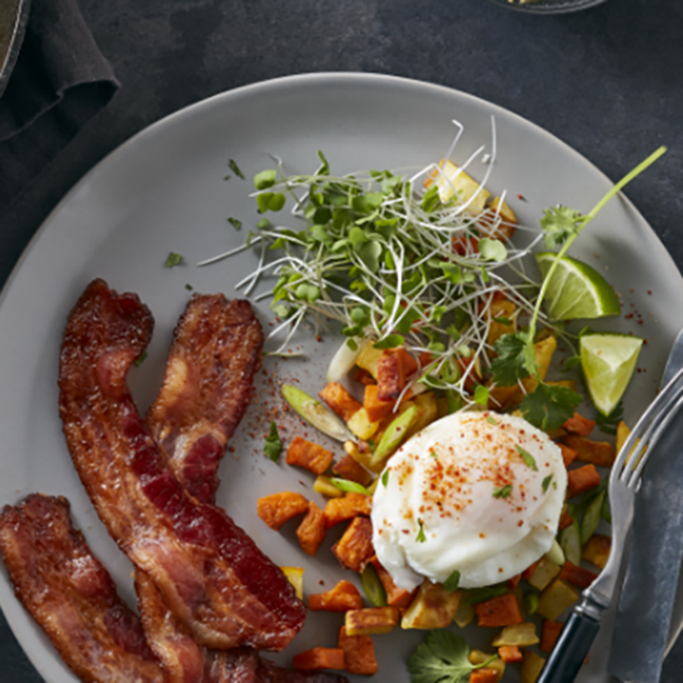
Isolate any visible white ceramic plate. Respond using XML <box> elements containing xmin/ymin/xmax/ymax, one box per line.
<box><xmin>1</xmin><ymin>73</ymin><xmax>681</xmax><ymax>683</ymax></box>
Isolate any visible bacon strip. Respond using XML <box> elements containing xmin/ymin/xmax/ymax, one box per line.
<box><xmin>0</xmin><ymin>494</ymin><xmax>164</xmax><ymax>683</ymax></box>
<box><xmin>58</xmin><ymin>279</ymin><xmax>305</xmax><ymax>651</ymax></box>
<box><xmin>146</xmin><ymin>295</ymin><xmax>263</xmax><ymax>503</ymax></box>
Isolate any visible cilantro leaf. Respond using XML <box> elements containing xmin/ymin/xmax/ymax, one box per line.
<box><xmin>461</xmin><ymin>584</ymin><xmax>508</xmax><ymax>605</ymax></box>
<box><xmin>374</xmin><ymin>334</ymin><xmax>405</xmax><ymax>350</ymax></box>
<box><xmin>515</xmin><ymin>444</ymin><xmax>538</xmax><ymax>471</ymax></box>
<box><xmin>407</xmin><ymin>630</ymin><xmax>497</xmax><ymax>683</ymax></box>
<box><xmin>521</xmin><ymin>381</ymin><xmax>582</xmax><ymax>433</ymax></box>
<box><xmin>595</xmin><ymin>400</ymin><xmax>624</xmax><ymax>435</ymax></box>
<box><xmin>165</xmin><ymin>251</ymin><xmax>184</xmax><ymax>268</ymax></box>
<box><xmin>540</xmin><ymin>205</ymin><xmax>583</xmax><ymax>250</ymax></box>
<box><xmin>490</xmin><ymin>333</ymin><xmax>533</xmax><ymax>387</ymax></box>
<box><xmin>263</xmin><ymin>422</ymin><xmax>283</xmax><ymax>462</ymax></box>
<box><xmin>443</xmin><ymin>570</ymin><xmax>461</xmax><ymax>593</ymax></box>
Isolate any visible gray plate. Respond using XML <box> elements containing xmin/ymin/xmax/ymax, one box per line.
<box><xmin>0</xmin><ymin>73</ymin><xmax>680</xmax><ymax>682</ymax></box>
<box><xmin>0</xmin><ymin>0</ymin><xmax>31</xmax><ymax>99</ymax></box>
<box><xmin>489</xmin><ymin>0</ymin><xmax>607</xmax><ymax>14</ymax></box>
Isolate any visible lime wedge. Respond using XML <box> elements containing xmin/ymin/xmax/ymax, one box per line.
<box><xmin>535</xmin><ymin>252</ymin><xmax>621</xmax><ymax>321</ymax></box>
<box><xmin>580</xmin><ymin>332</ymin><xmax>643</xmax><ymax>415</ymax></box>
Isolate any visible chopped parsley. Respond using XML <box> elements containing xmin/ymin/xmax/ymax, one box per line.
<box><xmin>381</xmin><ymin>470</ymin><xmax>389</xmax><ymax>487</ymax></box>
<box><xmin>228</xmin><ymin>159</ymin><xmax>245</xmax><ymax>179</ymax></box>
<box><xmin>164</xmin><ymin>251</ymin><xmax>183</xmax><ymax>268</ymax></box>
<box><xmin>516</xmin><ymin>444</ymin><xmax>538</xmax><ymax>471</ymax></box>
<box><xmin>416</xmin><ymin>518</ymin><xmax>427</xmax><ymax>543</ymax></box>
<box><xmin>493</xmin><ymin>484</ymin><xmax>513</xmax><ymax>499</ymax></box>
<box><xmin>542</xmin><ymin>474</ymin><xmax>554</xmax><ymax>493</ymax></box>
<box><xmin>227</xmin><ymin>217</ymin><xmax>242</xmax><ymax>231</ymax></box>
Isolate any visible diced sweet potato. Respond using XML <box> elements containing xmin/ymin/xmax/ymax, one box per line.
<box><xmin>376</xmin><ymin>350</ymin><xmax>406</xmax><ymax>401</ymax></box>
<box><xmin>292</xmin><ymin>647</ymin><xmax>345</xmax><ymax>671</ymax></box>
<box><xmin>338</xmin><ymin>626</ymin><xmax>378</xmax><ymax>676</ymax></box>
<box><xmin>558</xmin><ymin>510</ymin><xmax>574</xmax><ymax>530</ymax></box>
<box><xmin>474</xmin><ymin>593</ymin><xmax>523</xmax><ymax>628</ymax></box>
<box><xmin>567</xmin><ymin>464</ymin><xmax>601</xmax><ymax>498</ymax></box>
<box><xmin>564</xmin><ymin>434</ymin><xmax>615</xmax><ymax>468</ymax></box>
<box><xmin>363</xmin><ymin>383</ymin><xmax>396</xmax><ymax>423</ymax></box>
<box><xmin>296</xmin><ymin>501</ymin><xmax>326</xmax><ymax>556</ymax></box>
<box><xmin>319</xmin><ymin>382</ymin><xmax>362</xmax><ymax>423</ymax></box>
<box><xmin>371</xmin><ymin>557</ymin><xmax>416</xmax><ymax>608</ymax></box>
<box><xmin>257</xmin><ymin>491</ymin><xmax>309</xmax><ymax>530</ymax></box>
<box><xmin>559</xmin><ymin>443</ymin><xmax>578</xmax><ymax>468</ymax></box>
<box><xmin>469</xmin><ymin>669</ymin><xmax>499</xmax><ymax>683</ymax></box>
<box><xmin>582</xmin><ymin>534</ymin><xmax>611</xmax><ymax>570</ymax></box>
<box><xmin>506</xmin><ymin>574</ymin><xmax>522</xmax><ymax>590</ymax></box>
<box><xmin>309</xmin><ymin>580</ymin><xmax>363</xmax><ymax>612</ymax></box>
<box><xmin>540</xmin><ymin>620</ymin><xmax>564</xmax><ymax>653</ymax></box>
<box><xmin>332</xmin><ymin>453</ymin><xmax>373</xmax><ymax>486</ymax></box>
<box><xmin>286</xmin><ymin>436</ymin><xmax>334</xmax><ymax>475</ymax></box>
<box><xmin>498</xmin><ymin>646</ymin><xmax>523</xmax><ymax>664</ymax></box>
<box><xmin>559</xmin><ymin>560</ymin><xmax>598</xmax><ymax>590</ymax></box>
<box><xmin>354</xmin><ymin>368</ymin><xmax>376</xmax><ymax>385</ymax></box>
<box><xmin>345</xmin><ymin>606</ymin><xmax>400</xmax><ymax>635</ymax></box>
<box><xmin>537</xmin><ymin>578</ymin><xmax>578</xmax><ymax>621</ymax></box>
<box><xmin>562</xmin><ymin>413</ymin><xmax>596</xmax><ymax>436</ymax></box>
<box><xmin>401</xmin><ymin>579</ymin><xmax>461</xmax><ymax>629</ymax></box>
<box><xmin>332</xmin><ymin>517</ymin><xmax>375</xmax><ymax>572</ymax></box>
<box><xmin>323</xmin><ymin>493</ymin><xmax>372</xmax><ymax>528</ymax></box>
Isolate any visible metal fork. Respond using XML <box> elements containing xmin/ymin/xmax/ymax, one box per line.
<box><xmin>538</xmin><ymin>364</ymin><xmax>683</xmax><ymax>683</ymax></box>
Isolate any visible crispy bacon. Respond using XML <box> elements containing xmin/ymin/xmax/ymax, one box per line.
<box><xmin>58</xmin><ymin>279</ymin><xmax>305</xmax><ymax>651</ymax></box>
<box><xmin>146</xmin><ymin>295</ymin><xmax>263</xmax><ymax>503</ymax></box>
<box><xmin>0</xmin><ymin>494</ymin><xmax>164</xmax><ymax>683</ymax></box>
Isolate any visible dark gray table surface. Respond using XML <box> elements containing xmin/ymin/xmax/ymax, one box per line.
<box><xmin>1</xmin><ymin>0</ymin><xmax>682</xmax><ymax>681</ymax></box>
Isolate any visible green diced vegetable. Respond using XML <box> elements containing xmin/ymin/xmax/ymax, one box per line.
<box><xmin>369</xmin><ymin>406</ymin><xmax>417</xmax><ymax>467</ymax></box>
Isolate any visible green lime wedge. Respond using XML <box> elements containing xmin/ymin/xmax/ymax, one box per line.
<box><xmin>535</xmin><ymin>252</ymin><xmax>621</xmax><ymax>321</ymax></box>
<box><xmin>579</xmin><ymin>332</ymin><xmax>643</xmax><ymax>416</ymax></box>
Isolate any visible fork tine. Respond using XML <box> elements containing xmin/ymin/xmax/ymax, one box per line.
<box><xmin>626</xmin><ymin>391</ymin><xmax>683</xmax><ymax>489</ymax></box>
<box><xmin>613</xmin><ymin>367</ymin><xmax>683</xmax><ymax>490</ymax></box>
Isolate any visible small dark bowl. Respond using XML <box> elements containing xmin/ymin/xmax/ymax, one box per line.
<box><xmin>489</xmin><ymin>0</ymin><xmax>607</xmax><ymax>14</ymax></box>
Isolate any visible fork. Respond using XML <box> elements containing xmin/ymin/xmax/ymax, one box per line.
<box><xmin>538</xmin><ymin>364</ymin><xmax>683</xmax><ymax>683</ymax></box>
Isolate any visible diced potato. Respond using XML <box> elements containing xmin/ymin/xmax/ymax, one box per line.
<box><xmin>520</xmin><ymin>650</ymin><xmax>546</xmax><ymax>683</ymax></box>
<box><xmin>404</xmin><ymin>392</ymin><xmax>438</xmax><ymax>440</ymax></box>
<box><xmin>527</xmin><ymin>557</ymin><xmax>562</xmax><ymax>592</ymax></box>
<box><xmin>344</xmin><ymin>439</ymin><xmax>384</xmax><ymax>474</ymax></box>
<box><xmin>426</xmin><ymin>159</ymin><xmax>491</xmax><ymax>211</ymax></box>
<box><xmin>401</xmin><ymin>580</ymin><xmax>461</xmax><ymax>630</ymax></box>
<box><xmin>345</xmin><ymin>606</ymin><xmax>400</xmax><ymax>635</ymax></box>
<box><xmin>537</xmin><ymin>578</ymin><xmax>579</xmax><ymax>621</ymax></box>
<box><xmin>491</xmin><ymin>622</ymin><xmax>539</xmax><ymax>648</ymax></box>
<box><xmin>582</xmin><ymin>534</ymin><xmax>612</xmax><ymax>570</ymax></box>
<box><xmin>356</xmin><ymin>342</ymin><xmax>383</xmax><ymax>379</ymax></box>
<box><xmin>489</xmin><ymin>195</ymin><xmax>517</xmax><ymax>226</ymax></box>
<box><xmin>453</xmin><ymin>597</ymin><xmax>475</xmax><ymax>628</ymax></box>
<box><xmin>616</xmin><ymin>420</ymin><xmax>631</xmax><ymax>454</ymax></box>
<box><xmin>280</xmin><ymin>566</ymin><xmax>304</xmax><ymax>600</ymax></box>
<box><xmin>314</xmin><ymin>475</ymin><xmax>345</xmax><ymax>498</ymax></box>
<box><xmin>486</xmin><ymin>300</ymin><xmax>516</xmax><ymax>347</ymax></box>
<box><xmin>469</xmin><ymin>651</ymin><xmax>506</xmax><ymax>682</ymax></box>
<box><xmin>331</xmin><ymin>516</ymin><xmax>374</xmax><ymax>572</ymax></box>
<box><xmin>347</xmin><ymin>407</ymin><xmax>380</xmax><ymax>440</ymax></box>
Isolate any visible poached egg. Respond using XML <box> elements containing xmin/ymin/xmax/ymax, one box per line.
<box><xmin>371</xmin><ymin>410</ymin><xmax>567</xmax><ymax>590</ymax></box>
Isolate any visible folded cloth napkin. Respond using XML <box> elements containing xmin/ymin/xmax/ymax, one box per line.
<box><xmin>0</xmin><ymin>0</ymin><xmax>118</xmax><ymax>208</ymax></box>
<box><xmin>608</xmin><ymin>411</ymin><xmax>683</xmax><ymax>683</ymax></box>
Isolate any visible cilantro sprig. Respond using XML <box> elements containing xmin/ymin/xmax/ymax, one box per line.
<box><xmin>407</xmin><ymin>630</ymin><xmax>498</xmax><ymax>683</ymax></box>
<box><xmin>263</xmin><ymin>422</ymin><xmax>283</xmax><ymax>462</ymax></box>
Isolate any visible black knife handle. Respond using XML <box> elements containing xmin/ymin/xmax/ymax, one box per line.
<box><xmin>537</xmin><ymin>610</ymin><xmax>601</xmax><ymax>683</ymax></box>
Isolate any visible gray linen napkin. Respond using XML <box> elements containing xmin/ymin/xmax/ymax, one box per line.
<box><xmin>0</xmin><ymin>0</ymin><xmax>118</xmax><ymax>208</ymax></box>
<box><xmin>608</xmin><ymin>413</ymin><xmax>683</xmax><ymax>682</ymax></box>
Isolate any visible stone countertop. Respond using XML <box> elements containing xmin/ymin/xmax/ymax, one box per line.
<box><xmin>1</xmin><ymin>0</ymin><xmax>682</xmax><ymax>680</ymax></box>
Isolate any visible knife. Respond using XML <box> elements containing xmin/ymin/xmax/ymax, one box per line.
<box><xmin>538</xmin><ymin>329</ymin><xmax>683</xmax><ymax>683</ymax></box>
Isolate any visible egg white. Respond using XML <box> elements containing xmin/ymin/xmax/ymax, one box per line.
<box><xmin>371</xmin><ymin>411</ymin><xmax>567</xmax><ymax>590</ymax></box>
